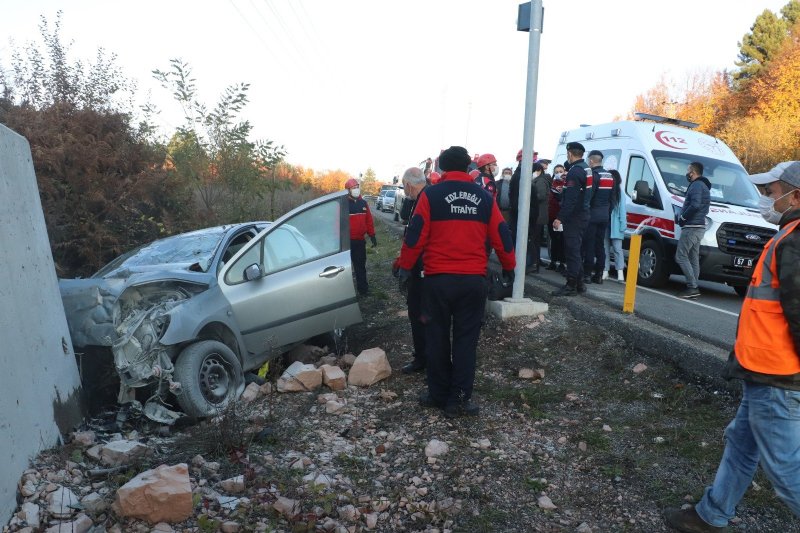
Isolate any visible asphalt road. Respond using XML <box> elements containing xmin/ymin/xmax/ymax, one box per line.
<box><xmin>372</xmin><ymin>205</ymin><xmax>741</xmax><ymax>352</ymax></box>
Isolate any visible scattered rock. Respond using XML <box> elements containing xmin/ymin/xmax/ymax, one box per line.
<box><xmin>565</xmin><ymin>392</ymin><xmax>580</xmax><ymax>401</ymax></box>
<box><xmin>47</xmin><ymin>486</ymin><xmax>79</xmax><ymax>518</ymax></box>
<box><xmin>321</xmin><ymin>364</ymin><xmax>347</xmax><ymax>391</ymax></box>
<box><xmin>632</xmin><ymin>363</ymin><xmax>648</xmax><ymax>374</ymax></box>
<box><xmin>72</xmin><ymin>430</ymin><xmax>96</xmax><ymax>446</ymax></box>
<box><xmin>578</xmin><ymin>441</ymin><xmax>588</xmax><ymax>452</ymax></box>
<box><xmin>259</xmin><ymin>382</ymin><xmax>273</xmax><ymax>395</ymax></box>
<box><xmin>326</xmin><ymin>400</ymin><xmax>346</xmax><ymax>414</ymax></box>
<box><xmin>273</xmin><ymin>496</ymin><xmax>299</xmax><ymax>518</ymax></box>
<box><xmin>365</xmin><ymin>512</ymin><xmax>378</xmax><ymax>529</ymax></box>
<box><xmin>477</xmin><ymin>438</ymin><xmax>491</xmax><ymax>450</ymax></box>
<box><xmin>86</xmin><ymin>445</ymin><xmax>103</xmax><ymax>462</ymax></box>
<box><xmin>44</xmin><ymin>513</ymin><xmax>92</xmax><ymax>533</ymax></box>
<box><xmin>537</xmin><ymin>495</ymin><xmax>557</xmax><ymax>510</ymax></box>
<box><xmin>219</xmin><ymin>475</ymin><xmax>245</xmax><ymax>494</ymax></box>
<box><xmin>339</xmin><ymin>353</ymin><xmax>357</xmax><ymax>367</ymax></box>
<box><xmin>240</xmin><ymin>382</ymin><xmax>261</xmax><ymax>402</ymax></box>
<box><xmin>115</xmin><ymin>463</ymin><xmax>192</xmax><ymax>523</ymax></box>
<box><xmin>20</xmin><ymin>502</ymin><xmax>40</xmax><ymax>529</ymax></box>
<box><xmin>81</xmin><ymin>492</ymin><xmax>107</xmax><ymax>514</ymax></box>
<box><xmin>576</xmin><ymin>522</ymin><xmax>593</xmax><ymax>533</ymax></box>
<box><xmin>150</xmin><ymin>523</ymin><xmax>175</xmax><ymax>532</ymax></box>
<box><xmin>317</xmin><ymin>355</ymin><xmax>338</xmax><ymax>367</ymax></box>
<box><xmin>221</xmin><ymin>521</ymin><xmax>241</xmax><ymax>533</ymax></box>
<box><xmin>379</xmin><ymin>390</ymin><xmax>398</xmax><ymax>401</ymax></box>
<box><xmin>348</xmin><ymin>348</ymin><xmax>392</xmax><ymax>387</ymax></box>
<box><xmin>602</xmin><ymin>424</ymin><xmax>612</xmax><ymax>432</ymax></box>
<box><xmin>277</xmin><ymin>362</ymin><xmax>323</xmax><ymax>392</ymax></box>
<box><xmin>424</xmin><ymin>439</ymin><xmax>449</xmax><ymax>458</ymax></box>
<box><xmin>518</xmin><ymin>368</ymin><xmax>545</xmax><ymax>380</ymax></box>
<box><xmin>99</xmin><ymin>440</ymin><xmax>149</xmax><ymax>466</ymax></box>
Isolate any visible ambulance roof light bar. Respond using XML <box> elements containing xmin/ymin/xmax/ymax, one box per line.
<box><xmin>634</xmin><ymin>112</ymin><xmax>699</xmax><ymax>130</ymax></box>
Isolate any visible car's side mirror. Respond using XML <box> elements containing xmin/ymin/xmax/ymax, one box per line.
<box><xmin>243</xmin><ymin>263</ymin><xmax>263</xmax><ymax>282</ymax></box>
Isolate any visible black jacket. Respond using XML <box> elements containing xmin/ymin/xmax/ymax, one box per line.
<box><xmin>724</xmin><ymin>208</ymin><xmax>800</xmax><ymax>389</ymax></box>
<box><xmin>678</xmin><ymin>177</ymin><xmax>711</xmax><ymax>227</ymax></box>
<box><xmin>588</xmin><ymin>166</ymin><xmax>613</xmax><ymax>224</ymax></box>
<box><xmin>557</xmin><ymin>159</ymin><xmax>590</xmax><ymax>221</ymax></box>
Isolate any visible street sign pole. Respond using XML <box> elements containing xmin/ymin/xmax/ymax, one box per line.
<box><xmin>512</xmin><ymin>0</ymin><xmax>543</xmax><ymax>299</ymax></box>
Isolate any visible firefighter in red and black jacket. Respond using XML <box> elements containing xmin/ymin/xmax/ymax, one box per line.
<box><xmin>345</xmin><ymin>178</ymin><xmax>376</xmax><ymax>295</ymax></box>
<box><xmin>396</xmin><ymin>146</ymin><xmax>516</xmax><ymax>418</ymax></box>
<box><xmin>474</xmin><ymin>153</ymin><xmax>499</xmax><ymax>199</ymax></box>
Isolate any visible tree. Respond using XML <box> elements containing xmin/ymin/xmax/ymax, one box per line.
<box><xmin>153</xmin><ymin>59</ymin><xmax>286</xmax><ymax>222</ymax></box>
<box><xmin>734</xmin><ymin>9</ymin><xmax>789</xmax><ymax>84</ymax></box>
<box><xmin>360</xmin><ymin>167</ymin><xmax>380</xmax><ymax>196</ymax></box>
<box><xmin>782</xmin><ymin>0</ymin><xmax>800</xmax><ymax>27</ymax></box>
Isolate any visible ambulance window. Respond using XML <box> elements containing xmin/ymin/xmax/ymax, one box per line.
<box><xmin>626</xmin><ymin>156</ymin><xmax>659</xmax><ymax>208</ymax></box>
<box><xmin>600</xmin><ymin>149</ymin><xmax>622</xmax><ymax>172</ymax></box>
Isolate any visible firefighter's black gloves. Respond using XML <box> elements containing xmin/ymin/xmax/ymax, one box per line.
<box><xmin>398</xmin><ymin>268</ymin><xmax>411</xmax><ymax>292</ymax></box>
<box><xmin>502</xmin><ymin>269</ymin><xmax>515</xmax><ymax>285</ymax></box>
<box><xmin>370</xmin><ymin>235</ymin><xmax>378</xmax><ymax>247</ymax></box>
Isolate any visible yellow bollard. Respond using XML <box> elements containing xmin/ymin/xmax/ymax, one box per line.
<box><xmin>623</xmin><ymin>234</ymin><xmax>642</xmax><ymax>314</ymax></box>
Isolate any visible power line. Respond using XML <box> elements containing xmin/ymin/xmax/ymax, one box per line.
<box><xmin>227</xmin><ymin>0</ymin><xmax>291</xmax><ymax>72</ymax></box>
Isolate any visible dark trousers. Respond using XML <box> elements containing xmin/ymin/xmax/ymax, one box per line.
<box><xmin>527</xmin><ymin>223</ymin><xmax>544</xmax><ymax>267</ymax></box>
<box><xmin>582</xmin><ymin>220</ymin><xmax>608</xmax><ymax>275</ymax></box>
<box><xmin>423</xmin><ymin>274</ymin><xmax>487</xmax><ymax>406</ymax></box>
<box><xmin>548</xmin><ymin>224</ymin><xmax>565</xmax><ymax>263</ymax></box>
<box><xmin>563</xmin><ymin>213</ymin><xmax>589</xmax><ymax>281</ymax></box>
<box><xmin>407</xmin><ymin>273</ymin><xmax>427</xmax><ymax>363</ymax></box>
<box><xmin>509</xmin><ymin>210</ymin><xmax>519</xmax><ymax>247</ymax></box>
<box><xmin>350</xmin><ymin>239</ymin><xmax>368</xmax><ymax>294</ymax></box>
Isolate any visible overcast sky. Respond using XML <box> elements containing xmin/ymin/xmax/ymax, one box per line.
<box><xmin>0</xmin><ymin>0</ymin><xmax>788</xmax><ymax>181</ymax></box>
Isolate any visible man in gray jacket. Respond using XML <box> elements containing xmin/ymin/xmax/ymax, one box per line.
<box><xmin>675</xmin><ymin>162</ymin><xmax>711</xmax><ymax>299</ymax></box>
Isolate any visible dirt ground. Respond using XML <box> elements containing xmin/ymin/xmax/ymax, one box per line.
<box><xmin>9</xmin><ymin>218</ymin><xmax>797</xmax><ymax>533</ymax></box>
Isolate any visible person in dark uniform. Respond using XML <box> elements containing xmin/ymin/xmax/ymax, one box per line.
<box><xmin>396</xmin><ymin>146</ymin><xmax>516</xmax><ymax>418</ymax></box>
<box><xmin>552</xmin><ymin>142</ymin><xmax>592</xmax><ymax>296</ymax></box>
<box><xmin>474</xmin><ymin>153</ymin><xmax>499</xmax><ymax>199</ymax></box>
<box><xmin>394</xmin><ymin>167</ymin><xmax>429</xmax><ymax>374</ymax></box>
<box><xmin>582</xmin><ymin>150</ymin><xmax>614</xmax><ymax>284</ymax></box>
<box><xmin>345</xmin><ymin>178</ymin><xmax>376</xmax><ymax>295</ymax></box>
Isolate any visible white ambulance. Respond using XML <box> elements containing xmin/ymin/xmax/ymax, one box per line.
<box><xmin>552</xmin><ymin>113</ymin><xmax>776</xmax><ymax>295</ymax></box>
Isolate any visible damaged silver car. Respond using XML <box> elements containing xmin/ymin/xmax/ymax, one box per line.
<box><xmin>60</xmin><ymin>192</ymin><xmax>362</xmax><ymax>423</ymax></box>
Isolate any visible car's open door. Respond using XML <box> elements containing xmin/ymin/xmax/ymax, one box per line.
<box><xmin>219</xmin><ymin>191</ymin><xmax>362</xmax><ymax>362</ymax></box>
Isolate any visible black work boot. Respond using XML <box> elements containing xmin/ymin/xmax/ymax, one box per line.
<box><xmin>552</xmin><ymin>279</ymin><xmax>577</xmax><ymax>297</ymax></box>
<box><xmin>664</xmin><ymin>507</ymin><xmax>728</xmax><ymax>532</ymax></box>
<box><xmin>591</xmin><ymin>272</ymin><xmax>603</xmax><ymax>284</ymax></box>
<box><xmin>576</xmin><ymin>278</ymin><xmax>588</xmax><ymax>294</ymax></box>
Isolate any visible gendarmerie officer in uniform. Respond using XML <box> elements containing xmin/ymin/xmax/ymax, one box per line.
<box><xmin>396</xmin><ymin>146</ymin><xmax>516</xmax><ymax>418</ymax></box>
<box><xmin>552</xmin><ymin>142</ymin><xmax>592</xmax><ymax>296</ymax></box>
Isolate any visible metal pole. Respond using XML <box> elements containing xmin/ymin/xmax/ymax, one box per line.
<box><xmin>512</xmin><ymin>0</ymin><xmax>543</xmax><ymax>299</ymax></box>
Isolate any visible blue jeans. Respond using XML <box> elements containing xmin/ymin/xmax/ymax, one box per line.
<box><xmin>695</xmin><ymin>381</ymin><xmax>800</xmax><ymax>527</ymax></box>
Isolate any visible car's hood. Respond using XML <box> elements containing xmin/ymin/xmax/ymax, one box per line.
<box><xmin>59</xmin><ymin>268</ymin><xmax>213</xmax><ymax>347</ymax></box>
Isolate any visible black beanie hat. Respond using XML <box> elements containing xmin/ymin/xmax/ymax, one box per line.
<box><xmin>438</xmin><ymin>146</ymin><xmax>472</xmax><ymax>172</ymax></box>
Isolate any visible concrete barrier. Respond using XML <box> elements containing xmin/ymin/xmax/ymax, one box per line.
<box><xmin>0</xmin><ymin>124</ymin><xmax>83</xmax><ymax>524</ymax></box>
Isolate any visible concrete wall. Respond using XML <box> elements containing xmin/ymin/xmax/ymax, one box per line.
<box><xmin>0</xmin><ymin>124</ymin><xmax>83</xmax><ymax>524</ymax></box>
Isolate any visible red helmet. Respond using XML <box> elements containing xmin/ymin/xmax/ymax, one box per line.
<box><xmin>344</xmin><ymin>178</ymin><xmax>359</xmax><ymax>189</ymax></box>
<box><xmin>476</xmin><ymin>153</ymin><xmax>497</xmax><ymax>168</ymax></box>
<box><xmin>516</xmin><ymin>149</ymin><xmax>539</xmax><ymax>162</ymax></box>
<box><xmin>429</xmin><ymin>171</ymin><xmax>442</xmax><ymax>184</ymax></box>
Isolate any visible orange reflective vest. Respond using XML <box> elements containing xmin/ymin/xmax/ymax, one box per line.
<box><xmin>734</xmin><ymin>219</ymin><xmax>800</xmax><ymax>375</ymax></box>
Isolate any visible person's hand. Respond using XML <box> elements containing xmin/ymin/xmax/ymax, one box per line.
<box><xmin>553</xmin><ymin>219</ymin><xmax>562</xmax><ymax>231</ymax></box>
<box><xmin>398</xmin><ymin>268</ymin><xmax>411</xmax><ymax>292</ymax></box>
<box><xmin>391</xmin><ymin>258</ymin><xmax>400</xmax><ymax>278</ymax></box>
<box><xmin>369</xmin><ymin>235</ymin><xmax>378</xmax><ymax>247</ymax></box>
<box><xmin>502</xmin><ymin>269</ymin><xmax>515</xmax><ymax>285</ymax></box>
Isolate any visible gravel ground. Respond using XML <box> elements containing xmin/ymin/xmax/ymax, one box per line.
<box><xmin>6</xmin><ymin>218</ymin><xmax>796</xmax><ymax>533</ymax></box>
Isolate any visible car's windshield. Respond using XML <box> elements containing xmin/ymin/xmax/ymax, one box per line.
<box><xmin>94</xmin><ymin>227</ymin><xmax>227</xmax><ymax>277</ymax></box>
<box><xmin>652</xmin><ymin>150</ymin><xmax>760</xmax><ymax>209</ymax></box>
<box><xmin>385</xmin><ymin>191</ymin><xmax>395</xmax><ymax>198</ymax></box>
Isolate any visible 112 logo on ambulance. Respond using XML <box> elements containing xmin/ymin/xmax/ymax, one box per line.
<box><xmin>655</xmin><ymin>131</ymin><xmax>688</xmax><ymax>150</ymax></box>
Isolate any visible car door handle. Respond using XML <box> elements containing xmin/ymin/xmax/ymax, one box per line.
<box><xmin>319</xmin><ymin>266</ymin><xmax>345</xmax><ymax>278</ymax></box>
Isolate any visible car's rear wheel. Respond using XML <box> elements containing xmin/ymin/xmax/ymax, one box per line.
<box><xmin>173</xmin><ymin>340</ymin><xmax>244</xmax><ymax>417</ymax></box>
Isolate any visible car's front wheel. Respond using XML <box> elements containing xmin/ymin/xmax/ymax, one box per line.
<box><xmin>173</xmin><ymin>340</ymin><xmax>244</xmax><ymax>417</ymax></box>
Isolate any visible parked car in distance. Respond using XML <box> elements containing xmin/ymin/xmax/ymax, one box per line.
<box><xmin>377</xmin><ymin>189</ymin><xmax>396</xmax><ymax>212</ymax></box>
<box><xmin>60</xmin><ymin>191</ymin><xmax>362</xmax><ymax>423</ymax></box>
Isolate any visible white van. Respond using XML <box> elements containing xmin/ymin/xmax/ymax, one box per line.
<box><xmin>552</xmin><ymin>113</ymin><xmax>776</xmax><ymax>295</ymax></box>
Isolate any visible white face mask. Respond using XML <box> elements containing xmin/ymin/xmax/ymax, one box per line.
<box><xmin>349</xmin><ymin>187</ymin><xmax>360</xmax><ymax>197</ymax></box>
<box><xmin>758</xmin><ymin>190</ymin><xmax>793</xmax><ymax>224</ymax></box>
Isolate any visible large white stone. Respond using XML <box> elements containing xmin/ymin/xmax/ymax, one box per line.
<box><xmin>44</xmin><ymin>513</ymin><xmax>92</xmax><ymax>533</ymax></box>
<box><xmin>320</xmin><ymin>364</ymin><xmax>347</xmax><ymax>391</ymax></box>
<box><xmin>47</xmin><ymin>486</ymin><xmax>79</xmax><ymax>518</ymax></box>
<box><xmin>20</xmin><ymin>502</ymin><xmax>39</xmax><ymax>528</ymax></box>
<box><xmin>100</xmin><ymin>440</ymin><xmax>149</xmax><ymax>466</ymax></box>
<box><xmin>219</xmin><ymin>475</ymin><xmax>245</xmax><ymax>494</ymax></box>
<box><xmin>115</xmin><ymin>463</ymin><xmax>192</xmax><ymax>524</ymax></box>
<box><xmin>487</xmin><ymin>298</ymin><xmax>548</xmax><ymax>320</ymax></box>
<box><xmin>277</xmin><ymin>362</ymin><xmax>322</xmax><ymax>392</ymax></box>
<box><xmin>424</xmin><ymin>439</ymin><xmax>449</xmax><ymax>458</ymax></box>
<box><xmin>347</xmin><ymin>348</ymin><xmax>392</xmax><ymax>387</ymax></box>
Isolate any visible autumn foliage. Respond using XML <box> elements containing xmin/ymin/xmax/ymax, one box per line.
<box><xmin>631</xmin><ymin>4</ymin><xmax>800</xmax><ymax>173</ymax></box>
